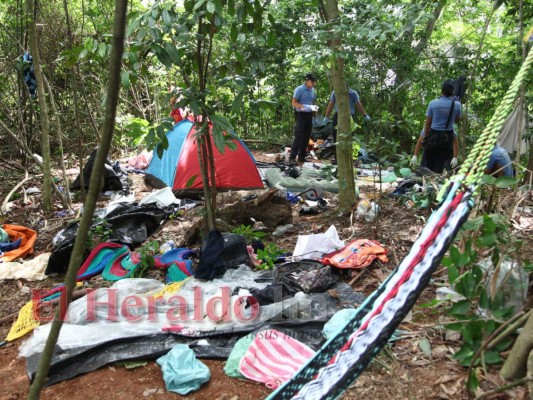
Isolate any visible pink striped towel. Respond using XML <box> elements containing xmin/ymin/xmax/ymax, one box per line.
<box><xmin>238</xmin><ymin>329</ymin><xmax>316</xmax><ymax>389</ymax></box>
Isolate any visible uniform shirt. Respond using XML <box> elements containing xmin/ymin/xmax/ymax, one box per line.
<box><xmin>426</xmin><ymin>96</ymin><xmax>462</xmax><ymax>131</ymax></box>
<box><xmin>330</xmin><ymin>88</ymin><xmax>360</xmax><ymax>115</ymax></box>
<box><xmin>293</xmin><ymin>84</ymin><xmax>316</xmax><ymax>112</ymax></box>
<box><xmin>486</xmin><ymin>145</ymin><xmax>514</xmax><ymax>177</ymax></box>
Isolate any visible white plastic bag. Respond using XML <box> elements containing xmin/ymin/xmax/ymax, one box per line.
<box><xmin>293</xmin><ymin>225</ymin><xmax>344</xmax><ymax>260</ymax></box>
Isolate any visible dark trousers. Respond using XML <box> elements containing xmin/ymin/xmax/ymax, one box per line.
<box><xmin>423</xmin><ymin>130</ymin><xmax>454</xmax><ymax>173</ymax></box>
<box><xmin>290</xmin><ymin>112</ymin><xmax>313</xmax><ymax>161</ymax></box>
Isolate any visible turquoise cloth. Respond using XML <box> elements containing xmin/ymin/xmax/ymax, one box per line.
<box><xmin>223</xmin><ymin>333</ymin><xmax>256</xmax><ymax>378</ymax></box>
<box><xmin>157</xmin><ymin>344</ymin><xmax>210</xmax><ymax>395</ymax></box>
<box><xmin>0</xmin><ymin>228</ymin><xmax>9</xmax><ymax>243</ymax></box>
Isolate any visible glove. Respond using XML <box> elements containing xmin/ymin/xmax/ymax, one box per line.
<box><xmin>410</xmin><ymin>155</ymin><xmax>417</xmax><ymax>166</ymax></box>
<box><xmin>450</xmin><ymin>157</ymin><xmax>458</xmax><ymax>168</ymax></box>
<box><xmin>363</xmin><ymin>115</ymin><xmax>371</xmax><ymax>123</ymax></box>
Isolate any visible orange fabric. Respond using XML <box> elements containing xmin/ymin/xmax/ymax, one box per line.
<box><xmin>321</xmin><ymin>239</ymin><xmax>388</xmax><ymax>269</ymax></box>
<box><xmin>1</xmin><ymin>224</ymin><xmax>37</xmax><ymax>262</ymax></box>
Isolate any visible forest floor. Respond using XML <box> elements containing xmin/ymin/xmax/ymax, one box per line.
<box><xmin>0</xmin><ymin>148</ymin><xmax>531</xmax><ymax>400</ymax></box>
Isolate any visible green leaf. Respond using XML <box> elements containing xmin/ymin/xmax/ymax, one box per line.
<box><xmin>153</xmin><ymin>45</ymin><xmax>172</xmax><ymax>68</ymax></box>
<box><xmin>447</xmin><ymin>265</ymin><xmax>459</xmax><ymax>284</ymax></box>
<box><xmin>210</xmin><ymin>114</ymin><xmax>234</xmax><ymax>132</ymax></box>
<box><xmin>97</xmin><ymin>43</ymin><xmax>107</xmax><ymax>58</ymax></box>
<box><xmin>212</xmin><ymin>125</ymin><xmax>226</xmax><ymax>154</ymax></box>
<box><xmin>185</xmin><ymin>175</ymin><xmax>197</xmax><ymax>188</ymax></box>
<box><xmin>164</xmin><ymin>43</ymin><xmax>181</xmax><ymax>65</ymax></box>
<box><xmin>193</xmin><ymin>0</ymin><xmax>207</xmax><ymax>11</ymax></box>
<box><xmin>480</xmin><ymin>174</ymin><xmax>496</xmax><ymax>185</ymax></box>
<box><xmin>448</xmin><ymin>300</ymin><xmax>471</xmax><ymax>317</ymax></box>
<box><xmin>230</xmin><ymin>25</ymin><xmax>238</xmax><ymax>42</ymax></box>
<box><xmin>162</xmin><ymin>9</ymin><xmax>173</xmax><ymax>25</ymax></box>
<box><xmin>494</xmin><ymin>176</ymin><xmax>517</xmax><ymax>188</ymax></box>
<box><xmin>418</xmin><ymin>338</ymin><xmax>431</xmax><ymax>357</ymax></box>
<box><xmin>206</xmin><ymin>1</ymin><xmax>215</xmax><ymax>14</ymax></box>
<box><xmin>120</xmin><ymin>71</ymin><xmax>130</xmax><ymax>88</ymax></box>
<box><xmin>293</xmin><ymin>31</ymin><xmax>302</xmax><ymax>47</ymax></box>
<box><xmin>483</xmin><ymin>350</ymin><xmax>502</xmax><ymax>365</ymax></box>
<box><xmin>477</xmin><ymin>232</ymin><xmax>497</xmax><ymax>247</ymax></box>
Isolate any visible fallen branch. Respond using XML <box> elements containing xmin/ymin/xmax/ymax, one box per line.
<box><xmin>1</xmin><ymin>171</ymin><xmax>35</xmax><ymax>213</ymax></box>
<box><xmin>473</xmin><ymin>376</ymin><xmax>533</xmax><ymax>400</ymax></box>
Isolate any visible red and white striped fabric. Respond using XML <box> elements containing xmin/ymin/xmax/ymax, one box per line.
<box><xmin>239</xmin><ymin>329</ymin><xmax>316</xmax><ymax>389</ymax></box>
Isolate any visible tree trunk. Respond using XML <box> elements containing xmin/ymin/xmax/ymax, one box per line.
<box><xmin>324</xmin><ymin>0</ymin><xmax>357</xmax><ymax>211</ymax></box>
<box><xmin>500</xmin><ymin>310</ymin><xmax>533</xmax><ymax>380</ymax></box>
<box><xmin>26</xmin><ymin>0</ymin><xmax>53</xmax><ymax>213</ymax></box>
<box><xmin>27</xmin><ymin>0</ymin><xmax>128</xmax><ymax>397</ymax></box>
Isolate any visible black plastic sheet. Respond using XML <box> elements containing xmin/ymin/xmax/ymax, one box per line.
<box><xmin>45</xmin><ymin>203</ymin><xmax>168</xmax><ymax>275</ymax></box>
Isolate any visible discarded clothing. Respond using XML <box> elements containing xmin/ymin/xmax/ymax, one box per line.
<box><xmin>0</xmin><ymin>238</ymin><xmax>21</xmax><ymax>253</ymax></box>
<box><xmin>0</xmin><ymin>228</ymin><xmax>9</xmax><ymax>243</ymax></box>
<box><xmin>0</xmin><ymin>253</ymin><xmax>49</xmax><ymax>281</ymax></box>
<box><xmin>23</xmin><ymin>52</ymin><xmax>37</xmax><ymax>98</ymax></box>
<box><xmin>273</xmin><ymin>260</ymin><xmax>338</xmax><ymax>294</ymax></box>
<box><xmin>249</xmin><ymin>282</ymin><xmax>298</xmax><ymax>305</ymax></box>
<box><xmin>224</xmin><ymin>333</ymin><xmax>255</xmax><ymax>378</ymax></box>
<box><xmin>195</xmin><ymin>231</ymin><xmax>249</xmax><ymax>280</ymax></box>
<box><xmin>156</xmin><ymin>344</ymin><xmax>210</xmax><ymax>395</ymax></box>
<box><xmin>1</xmin><ymin>224</ymin><xmax>37</xmax><ymax>262</ymax></box>
<box><xmin>239</xmin><ymin>329</ymin><xmax>315</xmax><ymax>389</ymax></box>
<box><xmin>321</xmin><ymin>239</ymin><xmax>389</xmax><ymax>269</ymax></box>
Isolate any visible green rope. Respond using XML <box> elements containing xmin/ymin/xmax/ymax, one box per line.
<box><xmin>459</xmin><ymin>45</ymin><xmax>533</xmax><ymax>187</ymax></box>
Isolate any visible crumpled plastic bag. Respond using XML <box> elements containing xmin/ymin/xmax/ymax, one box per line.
<box><xmin>139</xmin><ymin>187</ymin><xmax>180</xmax><ymax>208</ymax></box>
<box><xmin>156</xmin><ymin>344</ymin><xmax>210</xmax><ymax>395</ymax></box>
<box><xmin>128</xmin><ymin>149</ymin><xmax>152</xmax><ymax>170</ymax></box>
<box><xmin>293</xmin><ymin>225</ymin><xmax>344</xmax><ymax>260</ymax></box>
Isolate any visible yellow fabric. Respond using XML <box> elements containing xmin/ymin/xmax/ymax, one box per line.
<box><xmin>149</xmin><ymin>277</ymin><xmax>192</xmax><ymax>299</ymax></box>
<box><xmin>6</xmin><ymin>300</ymin><xmax>39</xmax><ymax>342</ymax></box>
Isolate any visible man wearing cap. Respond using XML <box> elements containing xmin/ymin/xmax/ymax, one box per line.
<box><xmin>290</xmin><ymin>73</ymin><xmax>317</xmax><ymax>165</ymax></box>
<box><xmin>324</xmin><ymin>86</ymin><xmax>370</xmax><ymax>143</ymax></box>
<box><xmin>414</xmin><ymin>82</ymin><xmax>462</xmax><ymax>173</ymax></box>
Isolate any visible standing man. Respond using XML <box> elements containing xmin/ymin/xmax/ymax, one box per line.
<box><xmin>418</xmin><ymin>82</ymin><xmax>462</xmax><ymax>173</ymax></box>
<box><xmin>324</xmin><ymin>85</ymin><xmax>370</xmax><ymax>143</ymax></box>
<box><xmin>290</xmin><ymin>73</ymin><xmax>317</xmax><ymax>165</ymax></box>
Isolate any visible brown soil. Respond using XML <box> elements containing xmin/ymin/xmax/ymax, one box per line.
<box><xmin>0</xmin><ymin>149</ymin><xmax>530</xmax><ymax>400</ymax></box>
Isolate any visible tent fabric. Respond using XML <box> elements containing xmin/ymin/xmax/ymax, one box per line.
<box><xmin>145</xmin><ymin>118</ymin><xmax>263</xmax><ymax>197</ymax></box>
<box><xmin>498</xmin><ymin>100</ymin><xmax>531</xmax><ymax>155</ymax></box>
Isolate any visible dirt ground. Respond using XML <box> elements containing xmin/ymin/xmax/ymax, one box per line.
<box><xmin>0</xmin><ymin>148</ymin><xmax>530</xmax><ymax>400</ymax></box>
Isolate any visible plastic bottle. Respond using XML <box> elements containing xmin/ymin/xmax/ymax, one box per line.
<box><xmin>356</xmin><ymin>199</ymin><xmax>371</xmax><ymax>217</ymax></box>
<box><xmin>364</xmin><ymin>202</ymin><xmax>380</xmax><ymax>222</ymax></box>
<box><xmin>159</xmin><ymin>240</ymin><xmax>176</xmax><ymax>254</ymax></box>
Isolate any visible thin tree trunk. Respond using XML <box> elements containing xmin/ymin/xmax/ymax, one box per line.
<box><xmin>43</xmin><ymin>74</ymin><xmax>72</xmax><ymax>208</ymax></box>
<box><xmin>324</xmin><ymin>0</ymin><xmax>357</xmax><ymax>211</ymax></box>
<box><xmin>63</xmin><ymin>0</ymin><xmax>86</xmax><ymax>201</ymax></box>
<box><xmin>27</xmin><ymin>0</ymin><xmax>128</xmax><ymax>397</ymax></box>
<box><xmin>26</xmin><ymin>0</ymin><xmax>53</xmax><ymax>212</ymax></box>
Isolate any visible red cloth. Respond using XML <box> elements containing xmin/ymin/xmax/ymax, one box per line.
<box><xmin>171</xmin><ymin>107</ymin><xmax>183</xmax><ymax>123</ymax></box>
<box><xmin>321</xmin><ymin>239</ymin><xmax>388</xmax><ymax>269</ymax></box>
